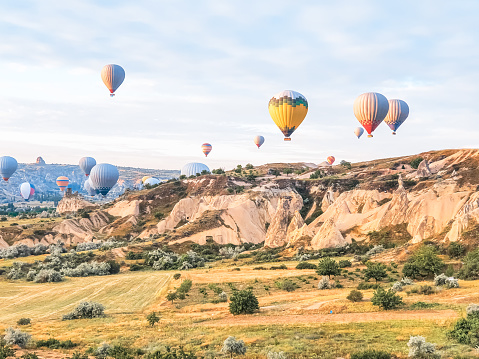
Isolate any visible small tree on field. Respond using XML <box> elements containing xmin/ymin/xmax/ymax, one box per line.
<box><xmin>166</xmin><ymin>291</ymin><xmax>177</xmax><ymax>304</ymax></box>
<box><xmin>229</xmin><ymin>290</ymin><xmax>259</xmax><ymax>315</ymax></box>
<box><xmin>283</xmin><ymin>168</ymin><xmax>293</xmax><ymax>176</ymax></box>
<box><xmin>346</xmin><ymin>290</ymin><xmax>363</xmax><ymax>302</ymax></box>
<box><xmin>245</xmin><ymin>163</ymin><xmax>254</xmax><ymax>170</ymax></box>
<box><xmin>371</xmin><ymin>287</ymin><xmax>403</xmax><ymax>310</ymax></box>
<box><xmin>364</xmin><ymin>262</ymin><xmax>387</xmax><ymax>283</ymax></box>
<box><xmin>402</xmin><ymin>246</ymin><xmax>444</xmax><ymax>279</ymax></box>
<box><xmin>146</xmin><ymin>312</ymin><xmax>160</xmax><ymax>327</ymax></box>
<box><xmin>221</xmin><ymin>336</ymin><xmax>246</xmax><ymax>358</ymax></box>
<box><xmin>316</xmin><ymin>257</ymin><xmax>340</xmax><ymax>279</ymax></box>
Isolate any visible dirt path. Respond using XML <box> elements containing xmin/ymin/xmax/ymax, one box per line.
<box><xmin>198</xmin><ymin>309</ymin><xmax>458</xmax><ymax>327</ymax></box>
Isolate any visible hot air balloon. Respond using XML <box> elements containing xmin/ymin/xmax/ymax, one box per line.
<box><xmin>101</xmin><ymin>64</ymin><xmax>125</xmax><ymax>97</ymax></box>
<box><xmin>202</xmin><ymin>143</ymin><xmax>212</xmax><ymax>157</ymax></box>
<box><xmin>79</xmin><ymin>157</ymin><xmax>96</xmax><ymax>176</ymax></box>
<box><xmin>181</xmin><ymin>163</ymin><xmax>210</xmax><ymax>178</ymax></box>
<box><xmin>142</xmin><ymin>176</ymin><xmax>152</xmax><ymax>184</ymax></box>
<box><xmin>384</xmin><ymin>99</ymin><xmax>409</xmax><ymax>135</ymax></box>
<box><xmin>89</xmin><ymin>163</ymin><xmax>119</xmax><ymax>196</ymax></box>
<box><xmin>0</xmin><ymin>156</ymin><xmax>18</xmax><ymax>181</ymax></box>
<box><xmin>354</xmin><ymin>127</ymin><xmax>364</xmax><ymax>139</ymax></box>
<box><xmin>268</xmin><ymin>90</ymin><xmax>308</xmax><ymax>141</ymax></box>
<box><xmin>144</xmin><ymin>177</ymin><xmax>161</xmax><ymax>186</ymax></box>
<box><xmin>327</xmin><ymin>156</ymin><xmax>335</xmax><ymax>165</ymax></box>
<box><xmin>84</xmin><ymin>178</ymin><xmax>97</xmax><ymax>197</ymax></box>
<box><xmin>353</xmin><ymin>92</ymin><xmax>389</xmax><ymax>138</ymax></box>
<box><xmin>20</xmin><ymin>182</ymin><xmax>35</xmax><ymax>201</ymax></box>
<box><xmin>254</xmin><ymin>135</ymin><xmax>265</xmax><ymax>149</ymax></box>
<box><xmin>56</xmin><ymin>176</ymin><xmax>69</xmax><ymax>191</ymax></box>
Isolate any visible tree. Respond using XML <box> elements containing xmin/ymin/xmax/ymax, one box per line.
<box><xmin>316</xmin><ymin>257</ymin><xmax>340</xmax><ymax>279</ymax></box>
<box><xmin>166</xmin><ymin>291</ymin><xmax>177</xmax><ymax>304</ymax></box>
<box><xmin>364</xmin><ymin>262</ymin><xmax>387</xmax><ymax>283</ymax></box>
<box><xmin>221</xmin><ymin>337</ymin><xmax>246</xmax><ymax>358</ymax></box>
<box><xmin>340</xmin><ymin>160</ymin><xmax>352</xmax><ymax>170</ymax></box>
<box><xmin>283</xmin><ymin>168</ymin><xmax>293</xmax><ymax>176</ymax></box>
<box><xmin>146</xmin><ymin>312</ymin><xmax>160</xmax><ymax>327</ymax></box>
<box><xmin>229</xmin><ymin>290</ymin><xmax>259</xmax><ymax>315</ymax></box>
<box><xmin>410</xmin><ymin>157</ymin><xmax>424</xmax><ymax>169</ymax></box>
<box><xmin>245</xmin><ymin>163</ymin><xmax>254</xmax><ymax>170</ymax></box>
<box><xmin>371</xmin><ymin>287</ymin><xmax>403</xmax><ymax>310</ymax></box>
<box><xmin>234</xmin><ymin>165</ymin><xmax>242</xmax><ymax>174</ymax></box>
<box><xmin>200</xmin><ymin>169</ymin><xmax>210</xmax><ymax>175</ymax></box>
<box><xmin>448</xmin><ymin>242</ymin><xmax>466</xmax><ymax>258</ymax></box>
<box><xmin>346</xmin><ymin>290</ymin><xmax>364</xmax><ymax>302</ymax></box>
<box><xmin>402</xmin><ymin>246</ymin><xmax>445</xmax><ymax>279</ymax></box>
<box><xmin>270</xmin><ymin>169</ymin><xmax>280</xmax><ymax>177</ymax></box>
<box><xmin>212</xmin><ymin>168</ymin><xmax>225</xmax><ymax>175</ymax></box>
<box><xmin>458</xmin><ymin>248</ymin><xmax>479</xmax><ymax>280</ymax></box>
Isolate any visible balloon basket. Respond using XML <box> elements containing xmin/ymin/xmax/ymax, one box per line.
<box><xmin>368</xmin><ymin>134</ymin><xmax>373</xmax><ymax>138</ymax></box>
<box><xmin>284</xmin><ymin>138</ymin><xmax>291</xmax><ymax>141</ymax></box>
<box><xmin>110</xmin><ymin>94</ymin><xmax>115</xmax><ymax>97</ymax></box>
<box><xmin>392</xmin><ymin>132</ymin><xmax>396</xmax><ymax>135</ymax></box>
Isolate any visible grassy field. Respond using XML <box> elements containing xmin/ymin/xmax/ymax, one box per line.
<box><xmin>1</xmin><ymin>258</ymin><xmax>478</xmax><ymax>358</ymax></box>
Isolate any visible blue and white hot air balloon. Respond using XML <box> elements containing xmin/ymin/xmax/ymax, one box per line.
<box><xmin>89</xmin><ymin>163</ymin><xmax>119</xmax><ymax>196</ymax></box>
<box><xmin>144</xmin><ymin>177</ymin><xmax>161</xmax><ymax>186</ymax></box>
<box><xmin>83</xmin><ymin>178</ymin><xmax>97</xmax><ymax>197</ymax></box>
<box><xmin>181</xmin><ymin>163</ymin><xmax>210</xmax><ymax>178</ymax></box>
<box><xmin>79</xmin><ymin>157</ymin><xmax>97</xmax><ymax>177</ymax></box>
<box><xmin>101</xmin><ymin>64</ymin><xmax>125</xmax><ymax>97</ymax></box>
<box><xmin>0</xmin><ymin>156</ymin><xmax>18</xmax><ymax>181</ymax></box>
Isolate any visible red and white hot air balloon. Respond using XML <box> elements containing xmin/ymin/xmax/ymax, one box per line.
<box><xmin>353</xmin><ymin>92</ymin><xmax>389</xmax><ymax>138</ymax></box>
<box><xmin>253</xmin><ymin>135</ymin><xmax>265</xmax><ymax>149</ymax></box>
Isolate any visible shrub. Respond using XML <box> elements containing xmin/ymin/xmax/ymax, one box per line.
<box><xmin>458</xmin><ymin>249</ymin><xmax>479</xmax><ymax>280</ymax></box>
<box><xmin>296</xmin><ymin>262</ymin><xmax>317</xmax><ymax>270</ymax></box>
<box><xmin>434</xmin><ymin>273</ymin><xmax>459</xmax><ymax>288</ymax></box>
<box><xmin>146</xmin><ymin>312</ymin><xmax>160</xmax><ymax>327</ymax></box>
<box><xmin>316</xmin><ymin>258</ymin><xmax>340</xmax><ymax>278</ymax></box>
<box><xmin>449</xmin><ymin>304</ymin><xmax>479</xmax><ymax>346</ymax></box>
<box><xmin>364</xmin><ymin>262</ymin><xmax>387</xmax><ymax>283</ymax></box>
<box><xmin>0</xmin><ymin>340</ymin><xmax>15</xmax><ymax>359</ymax></box>
<box><xmin>357</xmin><ymin>281</ymin><xmax>380</xmax><ymax>290</ymax></box>
<box><xmin>350</xmin><ymin>350</ymin><xmax>391</xmax><ymax>359</ymax></box>
<box><xmin>448</xmin><ymin>242</ymin><xmax>466</xmax><ymax>258</ymax></box>
<box><xmin>107</xmin><ymin>261</ymin><xmax>120</xmax><ymax>274</ymax></box>
<box><xmin>402</xmin><ymin>246</ymin><xmax>445</xmax><ymax>279</ymax></box>
<box><xmin>62</xmin><ymin>301</ymin><xmax>105</xmax><ymax>320</ymax></box>
<box><xmin>173</xmin><ymin>273</ymin><xmax>181</xmax><ymax>280</ymax></box>
<box><xmin>218</xmin><ymin>291</ymin><xmax>228</xmax><ymax>302</ymax></box>
<box><xmin>410</xmin><ymin>157</ymin><xmax>424</xmax><ymax>169</ymax></box>
<box><xmin>276</xmin><ymin>279</ymin><xmax>298</xmax><ymax>292</ymax></box>
<box><xmin>229</xmin><ymin>290</ymin><xmax>259</xmax><ymax>315</ymax></box>
<box><xmin>267</xmin><ymin>351</ymin><xmax>288</xmax><ymax>359</ymax></box>
<box><xmin>4</xmin><ymin>327</ymin><xmax>31</xmax><ymax>348</ymax></box>
<box><xmin>347</xmin><ymin>290</ymin><xmax>363</xmax><ymax>302</ymax></box>
<box><xmin>318</xmin><ymin>276</ymin><xmax>331</xmax><ymax>290</ymax></box>
<box><xmin>94</xmin><ymin>343</ymin><xmax>111</xmax><ymax>359</ymax></box>
<box><xmin>407</xmin><ymin>336</ymin><xmax>439</xmax><ymax>358</ymax></box>
<box><xmin>365</xmin><ymin>245</ymin><xmax>385</xmax><ymax>257</ymax></box>
<box><xmin>371</xmin><ymin>287</ymin><xmax>403</xmax><ymax>310</ymax></box>
<box><xmin>177</xmin><ymin>279</ymin><xmax>193</xmax><ymax>294</ymax></box>
<box><xmin>36</xmin><ymin>338</ymin><xmax>77</xmax><ymax>349</ymax></box>
<box><xmin>16</xmin><ymin>318</ymin><xmax>31</xmax><ymax>326</ymax></box>
<box><xmin>338</xmin><ymin>260</ymin><xmax>351</xmax><ymax>268</ymax></box>
<box><xmin>221</xmin><ymin>336</ymin><xmax>246</xmax><ymax>357</ymax></box>
<box><xmin>34</xmin><ymin>269</ymin><xmax>63</xmax><ymax>283</ymax></box>
<box><xmin>410</xmin><ymin>302</ymin><xmax>439</xmax><ymax>309</ymax></box>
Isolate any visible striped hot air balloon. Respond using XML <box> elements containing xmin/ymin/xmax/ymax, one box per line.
<box><xmin>354</xmin><ymin>127</ymin><xmax>364</xmax><ymax>139</ymax></box>
<box><xmin>327</xmin><ymin>156</ymin><xmax>335</xmax><ymax>165</ymax></box>
<box><xmin>268</xmin><ymin>90</ymin><xmax>308</xmax><ymax>141</ymax></box>
<box><xmin>0</xmin><ymin>156</ymin><xmax>18</xmax><ymax>181</ymax></box>
<box><xmin>202</xmin><ymin>143</ymin><xmax>212</xmax><ymax>157</ymax></box>
<box><xmin>79</xmin><ymin>157</ymin><xmax>96</xmax><ymax>176</ymax></box>
<box><xmin>384</xmin><ymin>99</ymin><xmax>409</xmax><ymax>135</ymax></box>
<box><xmin>353</xmin><ymin>92</ymin><xmax>389</xmax><ymax>138</ymax></box>
<box><xmin>20</xmin><ymin>182</ymin><xmax>35</xmax><ymax>201</ymax></box>
<box><xmin>101</xmin><ymin>64</ymin><xmax>125</xmax><ymax>97</ymax></box>
<box><xmin>89</xmin><ymin>163</ymin><xmax>119</xmax><ymax>196</ymax></box>
<box><xmin>254</xmin><ymin>135</ymin><xmax>265</xmax><ymax>149</ymax></box>
<box><xmin>56</xmin><ymin>176</ymin><xmax>69</xmax><ymax>191</ymax></box>
<box><xmin>181</xmin><ymin>163</ymin><xmax>210</xmax><ymax>177</ymax></box>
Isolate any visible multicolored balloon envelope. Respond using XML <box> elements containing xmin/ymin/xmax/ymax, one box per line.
<box><xmin>254</xmin><ymin>135</ymin><xmax>265</xmax><ymax>149</ymax></box>
<box><xmin>384</xmin><ymin>99</ymin><xmax>409</xmax><ymax>135</ymax></box>
<box><xmin>327</xmin><ymin>156</ymin><xmax>335</xmax><ymax>165</ymax></box>
<box><xmin>89</xmin><ymin>163</ymin><xmax>119</xmax><ymax>196</ymax></box>
<box><xmin>353</xmin><ymin>92</ymin><xmax>389</xmax><ymax>137</ymax></box>
<box><xmin>20</xmin><ymin>182</ymin><xmax>35</xmax><ymax>201</ymax></box>
<box><xmin>202</xmin><ymin>143</ymin><xmax>212</xmax><ymax>157</ymax></box>
<box><xmin>0</xmin><ymin>156</ymin><xmax>18</xmax><ymax>181</ymax></box>
<box><xmin>354</xmin><ymin>127</ymin><xmax>364</xmax><ymax>139</ymax></box>
<box><xmin>268</xmin><ymin>90</ymin><xmax>308</xmax><ymax>141</ymax></box>
<box><xmin>79</xmin><ymin>157</ymin><xmax>96</xmax><ymax>176</ymax></box>
<box><xmin>142</xmin><ymin>176</ymin><xmax>152</xmax><ymax>184</ymax></box>
<box><xmin>101</xmin><ymin>64</ymin><xmax>125</xmax><ymax>97</ymax></box>
<box><xmin>56</xmin><ymin>176</ymin><xmax>69</xmax><ymax>191</ymax></box>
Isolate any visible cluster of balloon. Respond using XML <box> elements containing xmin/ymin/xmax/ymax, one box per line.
<box><xmin>353</xmin><ymin>92</ymin><xmax>409</xmax><ymax>137</ymax></box>
<box><xmin>254</xmin><ymin>135</ymin><xmax>264</xmax><ymax>149</ymax></box>
<box><xmin>0</xmin><ymin>156</ymin><xmax>18</xmax><ymax>181</ymax></box>
<box><xmin>89</xmin><ymin>163</ymin><xmax>119</xmax><ymax>196</ymax></box>
<box><xmin>79</xmin><ymin>157</ymin><xmax>97</xmax><ymax>176</ymax></box>
<box><xmin>327</xmin><ymin>156</ymin><xmax>335</xmax><ymax>165</ymax></box>
<box><xmin>268</xmin><ymin>90</ymin><xmax>308</xmax><ymax>141</ymax></box>
<box><xmin>56</xmin><ymin>176</ymin><xmax>69</xmax><ymax>191</ymax></box>
<box><xmin>201</xmin><ymin>143</ymin><xmax>212</xmax><ymax>157</ymax></box>
<box><xmin>101</xmin><ymin>64</ymin><xmax>125</xmax><ymax>97</ymax></box>
<box><xmin>20</xmin><ymin>182</ymin><xmax>35</xmax><ymax>201</ymax></box>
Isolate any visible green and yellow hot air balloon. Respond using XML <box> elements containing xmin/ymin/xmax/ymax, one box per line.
<box><xmin>268</xmin><ymin>90</ymin><xmax>308</xmax><ymax>141</ymax></box>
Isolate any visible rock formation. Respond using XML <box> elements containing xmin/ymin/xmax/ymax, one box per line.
<box><xmin>56</xmin><ymin>194</ymin><xmax>98</xmax><ymax>214</ymax></box>
<box><xmin>416</xmin><ymin>159</ymin><xmax>432</xmax><ymax>177</ymax></box>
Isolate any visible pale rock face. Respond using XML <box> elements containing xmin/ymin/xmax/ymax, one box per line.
<box><xmin>416</xmin><ymin>159</ymin><xmax>432</xmax><ymax>177</ymax></box>
<box><xmin>56</xmin><ymin>196</ymin><xmax>97</xmax><ymax>214</ymax></box>
<box><xmin>321</xmin><ymin>187</ymin><xmax>337</xmax><ymax>212</ymax></box>
<box><xmin>107</xmin><ymin>200</ymin><xmax>140</xmax><ymax>217</ymax></box>
<box><xmin>0</xmin><ymin>236</ymin><xmax>9</xmax><ymax>249</ymax></box>
<box><xmin>52</xmin><ymin>211</ymin><xmax>110</xmax><ymax>243</ymax></box>
<box><xmin>310</xmin><ymin>218</ymin><xmax>351</xmax><ymax>249</ymax></box>
<box><xmin>264</xmin><ymin>194</ymin><xmax>303</xmax><ymax>247</ymax></box>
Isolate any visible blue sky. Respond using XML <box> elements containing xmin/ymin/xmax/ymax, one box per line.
<box><xmin>0</xmin><ymin>1</ymin><xmax>478</xmax><ymax>170</ymax></box>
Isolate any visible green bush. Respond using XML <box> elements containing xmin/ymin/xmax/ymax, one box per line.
<box><xmin>16</xmin><ymin>318</ymin><xmax>31</xmax><ymax>325</ymax></box>
<box><xmin>410</xmin><ymin>157</ymin><xmax>424</xmax><ymax>169</ymax></box>
<box><xmin>364</xmin><ymin>262</ymin><xmax>387</xmax><ymax>283</ymax></box>
<box><xmin>351</xmin><ymin>350</ymin><xmax>391</xmax><ymax>359</ymax></box>
<box><xmin>346</xmin><ymin>290</ymin><xmax>364</xmax><ymax>302</ymax></box>
<box><xmin>62</xmin><ymin>302</ymin><xmax>105</xmax><ymax>320</ymax></box>
<box><xmin>338</xmin><ymin>260</ymin><xmax>351</xmax><ymax>268</ymax></box>
<box><xmin>458</xmin><ymin>249</ymin><xmax>479</xmax><ymax>280</ymax></box>
<box><xmin>371</xmin><ymin>287</ymin><xmax>403</xmax><ymax>310</ymax></box>
<box><xmin>0</xmin><ymin>341</ymin><xmax>15</xmax><ymax>359</ymax></box>
<box><xmin>357</xmin><ymin>282</ymin><xmax>380</xmax><ymax>290</ymax></box>
<box><xmin>229</xmin><ymin>290</ymin><xmax>259</xmax><ymax>315</ymax></box>
<box><xmin>316</xmin><ymin>257</ymin><xmax>340</xmax><ymax>278</ymax></box>
<box><xmin>296</xmin><ymin>262</ymin><xmax>317</xmax><ymax>269</ymax></box>
<box><xmin>410</xmin><ymin>301</ymin><xmax>439</xmax><ymax>310</ymax></box>
<box><xmin>177</xmin><ymin>279</ymin><xmax>192</xmax><ymax>294</ymax></box>
<box><xmin>448</xmin><ymin>242</ymin><xmax>466</xmax><ymax>258</ymax></box>
<box><xmin>276</xmin><ymin>279</ymin><xmax>298</xmax><ymax>292</ymax></box>
<box><xmin>107</xmin><ymin>260</ymin><xmax>120</xmax><ymax>274</ymax></box>
<box><xmin>146</xmin><ymin>347</ymin><xmax>198</xmax><ymax>359</ymax></box>
<box><xmin>36</xmin><ymin>338</ymin><xmax>77</xmax><ymax>349</ymax></box>
<box><xmin>146</xmin><ymin>312</ymin><xmax>160</xmax><ymax>327</ymax></box>
<box><xmin>173</xmin><ymin>273</ymin><xmax>181</xmax><ymax>280</ymax></box>
<box><xmin>402</xmin><ymin>246</ymin><xmax>445</xmax><ymax>279</ymax></box>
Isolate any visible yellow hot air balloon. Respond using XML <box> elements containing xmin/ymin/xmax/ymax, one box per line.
<box><xmin>268</xmin><ymin>90</ymin><xmax>308</xmax><ymax>141</ymax></box>
<box><xmin>142</xmin><ymin>176</ymin><xmax>152</xmax><ymax>184</ymax></box>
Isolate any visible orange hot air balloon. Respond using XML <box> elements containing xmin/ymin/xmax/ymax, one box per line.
<box><xmin>353</xmin><ymin>92</ymin><xmax>389</xmax><ymax>137</ymax></box>
<box><xmin>56</xmin><ymin>176</ymin><xmax>69</xmax><ymax>191</ymax></box>
<box><xmin>202</xmin><ymin>143</ymin><xmax>212</xmax><ymax>157</ymax></box>
<box><xmin>327</xmin><ymin>156</ymin><xmax>335</xmax><ymax>165</ymax></box>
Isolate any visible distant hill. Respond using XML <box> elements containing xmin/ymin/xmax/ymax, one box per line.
<box><xmin>0</xmin><ymin>163</ymin><xmax>180</xmax><ymax>204</ymax></box>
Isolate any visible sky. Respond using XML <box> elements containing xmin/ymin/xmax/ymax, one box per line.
<box><xmin>0</xmin><ymin>0</ymin><xmax>478</xmax><ymax>171</ymax></box>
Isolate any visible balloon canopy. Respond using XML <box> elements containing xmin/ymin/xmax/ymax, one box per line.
<box><xmin>353</xmin><ymin>92</ymin><xmax>389</xmax><ymax>137</ymax></box>
<box><xmin>384</xmin><ymin>99</ymin><xmax>409</xmax><ymax>135</ymax></box>
<box><xmin>89</xmin><ymin>163</ymin><xmax>119</xmax><ymax>196</ymax></box>
<box><xmin>101</xmin><ymin>64</ymin><xmax>125</xmax><ymax>97</ymax></box>
<box><xmin>202</xmin><ymin>143</ymin><xmax>212</xmax><ymax>157</ymax></box>
<box><xmin>253</xmin><ymin>135</ymin><xmax>265</xmax><ymax>148</ymax></box>
<box><xmin>144</xmin><ymin>177</ymin><xmax>161</xmax><ymax>186</ymax></box>
<box><xmin>181</xmin><ymin>163</ymin><xmax>210</xmax><ymax>178</ymax></box>
<box><xmin>84</xmin><ymin>178</ymin><xmax>97</xmax><ymax>197</ymax></box>
<box><xmin>79</xmin><ymin>157</ymin><xmax>97</xmax><ymax>176</ymax></box>
<box><xmin>0</xmin><ymin>156</ymin><xmax>18</xmax><ymax>181</ymax></box>
<box><xmin>327</xmin><ymin>156</ymin><xmax>335</xmax><ymax>165</ymax></box>
<box><xmin>268</xmin><ymin>90</ymin><xmax>308</xmax><ymax>141</ymax></box>
<box><xmin>56</xmin><ymin>176</ymin><xmax>69</xmax><ymax>191</ymax></box>
<box><xmin>20</xmin><ymin>182</ymin><xmax>35</xmax><ymax>201</ymax></box>
<box><xmin>354</xmin><ymin>127</ymin><xmax>364</xmax><ymax>139</ymax></box>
